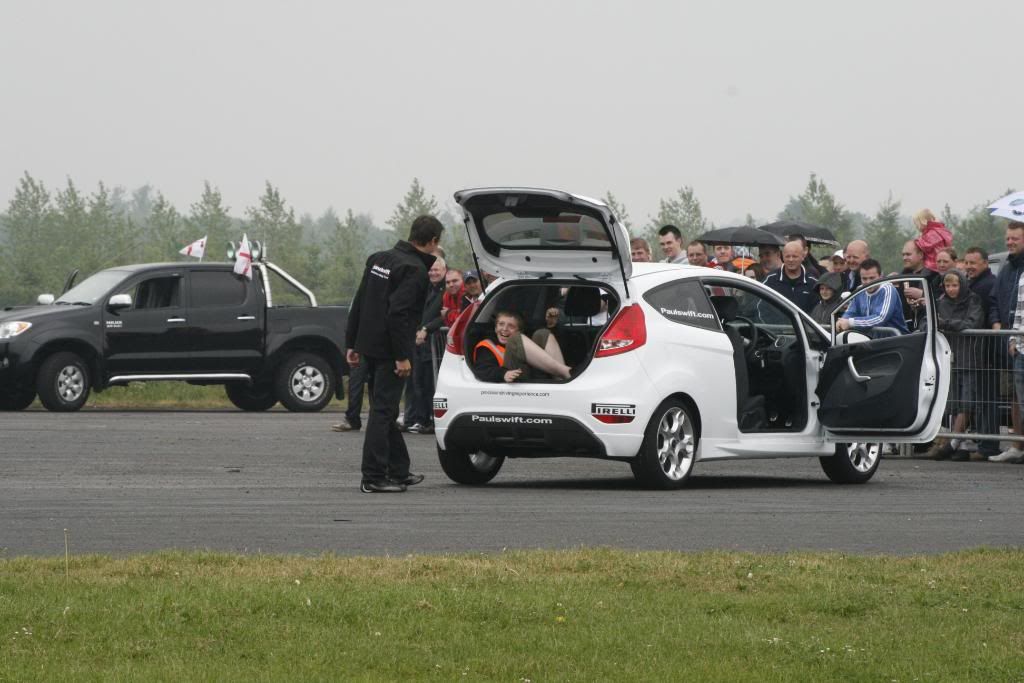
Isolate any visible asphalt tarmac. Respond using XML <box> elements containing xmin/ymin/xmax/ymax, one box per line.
<box><xmin>2</xmin><ymin>411</ymin><xmax>1021</xmax><ymax>557</ymax></box>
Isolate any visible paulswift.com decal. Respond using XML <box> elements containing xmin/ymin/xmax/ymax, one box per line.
<box><xmin>470</xmin><ymin>415</ymin><xmax>554</xmax><ymax>425</ymax></box>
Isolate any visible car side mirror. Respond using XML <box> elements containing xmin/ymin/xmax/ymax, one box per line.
<box><xmin>108</xmin><ymin>293</ymin><xmax>132</xmax><ymax>310</ymax></box>
<box><xmin>37</xmin><ymin>294</ymin><xmax>55</xmax><ymax>305</ymax></box>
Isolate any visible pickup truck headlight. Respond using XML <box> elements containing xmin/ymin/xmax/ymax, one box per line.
<box><xmin>0</xmin><ymin>321</ymin><xmax>32</xmax><ymax>339</ymax></box>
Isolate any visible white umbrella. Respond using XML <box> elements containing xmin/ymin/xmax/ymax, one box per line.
<box><xmin>988</xmin><ymin>191</ymin><xmax>1024</xmax><ymax>220</ymax></box>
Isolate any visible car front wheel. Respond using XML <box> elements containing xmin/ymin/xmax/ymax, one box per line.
<box><xmin>275</xmin><ymin>353</ymin><xmax>335</xmax><ymax>412</ymax></box>
<box><xmin>437</xmin><ymin>444</ymin><xmax>504</xmax><ymax>485</ymax></box>
<box><xmin>820</xmin><ymin>442</ymin><xmax>881</xmax><ymax>484</ymax></box>
<box><xmin>632</xmin><ymin>398</ymin><xmax>698</xmax><ymax>489</ymax></box>
<box><xmin>36</xmin><ymin>352</ymin><xmax>91</xmax><ymax>412</ymax></box>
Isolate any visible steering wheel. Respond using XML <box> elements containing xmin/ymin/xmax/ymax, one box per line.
<box><xmin>733</xmin><ymin>316</ymin><xmax>760</xmax><ymax>362</ymax></box>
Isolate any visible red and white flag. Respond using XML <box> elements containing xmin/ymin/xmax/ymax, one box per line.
<box><xmin>179</xmin><ymin>235</ymin><xmax>207</xmax><ymax>258</ymax></box>
<box><xmin>234</xmin><ymin>233</ymin><xmax>253</xmax><ymax>280</ymax></box>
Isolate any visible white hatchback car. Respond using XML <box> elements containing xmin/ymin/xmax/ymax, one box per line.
<box><xmin>434</xmin><ymin>188</ymin><xmax>951</xmax><ymax>489</ymax></box>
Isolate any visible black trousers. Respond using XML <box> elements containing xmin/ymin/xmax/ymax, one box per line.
<box><xmin>360</xmin><ymin>356</ymin><xmax>411</xmax><ymax>483</ymax></box>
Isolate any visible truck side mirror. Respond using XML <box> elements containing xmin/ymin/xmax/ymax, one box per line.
<box><xmin>107</xmin><ymin>294</ymin><xmax>133</xmax><ymax>310</ymax></box>
<box><xmin>37</xmin><ymin>294</ymin><xmax>55</xmax><ymax>305</ymax></box>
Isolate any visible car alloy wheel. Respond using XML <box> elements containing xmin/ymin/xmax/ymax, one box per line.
<box><xmin>290</xmin><ymin>365</ymin><xmax>325</xmax><ymax>403</ymax></box>
<box><xmin>844</xmin><ymin>442</ymin><xmax>880</xmax><ymax>473</ymax></box>
<box><xmin>57</xmin><ymin>365</ymin><xmax>86</xmax><ymax>402</ymax></box>
<box><xmin>656</xmin><ymin>406</ymin><xmax>696</xmax><ymax>481</ymax></box>
<box><xmin>632</xmin><ymin>398</ymin><xmax>699</xmax><ymax>489</ymax></box>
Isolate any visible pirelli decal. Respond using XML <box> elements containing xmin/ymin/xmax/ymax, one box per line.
<box><xmin>591</xmin><ymin>403</ymin><xmax>636</xmax><ymax>424</ymax></box>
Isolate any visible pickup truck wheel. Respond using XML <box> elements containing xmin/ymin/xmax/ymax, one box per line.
<box><xmin>0</xmin><ymin>388</ymin><xmax>36</xmax><ymax>411</ymax></box>
<box><xmin>437</xmin><ymin>444</ymin><xmax>504</xmax><ymax>485</ymax></box>
<box><xmin>275</xmin><ymin>353</ymin><xmax>334</xmax><ymax>412</ymax></box>
<box><xmin>36</xmin><ymin>352</ymin><xmax>91</xmax><ymax>412</ymax></box>
<box><xmin>225</xmin><ymin>383</ymin><xmax>277</xmax><ymax>411</ymax></box>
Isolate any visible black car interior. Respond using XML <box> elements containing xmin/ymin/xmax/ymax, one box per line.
<box><xmin>708</xmin><ymin>288</ymin><xmax>808</xmax><ymax>433</ymax></box>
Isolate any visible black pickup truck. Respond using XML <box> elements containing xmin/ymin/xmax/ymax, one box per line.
<box><xmin>0</xmin><ymin>260</ymin><xmax>347</xmax><ymax>412</ymax></box>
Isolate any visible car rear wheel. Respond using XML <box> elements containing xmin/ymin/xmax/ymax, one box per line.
<box><xmin>632</xmin><ymin>398</ymin><xmax>698</xmax><ymax>489</ymax></box>
<box><xmin>275</xmin><ymin>352</ymin><xmax>334</xmax><ymax>412</ymax></box>
<box><xmin>225</xmin><ymin>382</ymin><xmax>277</xmax><ymax>411</ymax></box>
<box><xmin>820</xmin><ymin>442</ymin><xmax>881</xmax><ymax>484</ymax></box>
<box><xmin>36</xmin><ymin>352</ymin><xmax>91</xmax><ymax>412</ymax></box>
<box><xmin>437</xmin><ymin>444</ymin><xmax>504</xmax><ymax>485</ymax></box>
<box><xmin>0</xmin><ymin>388</ymin><xmax>36</xmax><ymax>411</ymax></box>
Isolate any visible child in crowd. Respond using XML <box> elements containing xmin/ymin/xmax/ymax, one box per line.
<box><xmin>913</xmin><ymin>208</ymin><xmax>953</xmax><ymax>272</ymax></box>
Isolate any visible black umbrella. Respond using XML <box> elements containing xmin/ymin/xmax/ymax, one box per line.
<box><xmin>697</xmin><ymin>225</ymin><xmax>784</xmax><ymax>247</ymax></box>
<box><xmin>758</xmin><ymin>220</ymin><xmax>838</xmax><ymax>246</ymax></box>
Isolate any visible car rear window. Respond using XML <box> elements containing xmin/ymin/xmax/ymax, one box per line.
<box><xmin>643</xmin><ymin>280</ymin><xmax>720</xmax><ymax>331</ymax></box>
<box><xmin>481</xmin><ymin>212</ymin><xmax>611</xmax><ymax>250</ymax></box>
<box><xmin>190</xmin><ymin>271</ymin><xmax>249</xmax><ymax>308</ymax></box>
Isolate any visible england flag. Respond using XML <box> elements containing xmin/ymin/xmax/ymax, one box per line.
<box><xmin>179</xmin><ymin>235</ymin><xmax>207</xmax><ymax>258</ymax></box>
<box><xmin>234</xmin><ymin>233</ymin><xmax>253</xmax><ymax>280</ymax></box>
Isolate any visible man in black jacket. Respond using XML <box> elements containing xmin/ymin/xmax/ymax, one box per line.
<box><xmin>346</xmin><ymin>215</ymin><xmax>443</xmax><ymax>492</ymax></box>
<box><xmin>762</xmin><ymin>240</ymin><xmax>818</xmax><ymax>313</ymax></box>
<box><xmin>964</xmin><ymin>247</ymin><xmax>1001</xmax><ymax>459</ymax></box>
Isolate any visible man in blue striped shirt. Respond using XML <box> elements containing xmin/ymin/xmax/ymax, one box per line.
<box><xmin>836</xmin><ymin>259</ymin><xmax>909</xmax><ymax>337</ymax></box>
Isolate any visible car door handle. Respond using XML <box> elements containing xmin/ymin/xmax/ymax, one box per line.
<box><xmin>847</xmin><ymin>357</ymin><xmax>871</xmax><ymax>383</ymax></box>
<box><xmin>237</xmin><ymin>315</ymin><xmax>256</xmax><ymax>321</ymax></box>
<box><xmin>167</xmin><ymin>317</ymin><xmax>186</xmax><ymax>323</ymax></box>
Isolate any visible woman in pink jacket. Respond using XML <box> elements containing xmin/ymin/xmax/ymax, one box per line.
<box><xmin>913</xmin><ymin>208</ymin><xmax>953</xmax><ymax>271</ymax></box>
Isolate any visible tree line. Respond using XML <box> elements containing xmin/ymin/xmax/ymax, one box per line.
<box><xmin>0</xmin><ymin>172</ymin><xmax>1012</xmax><ymax>308</ymax></box>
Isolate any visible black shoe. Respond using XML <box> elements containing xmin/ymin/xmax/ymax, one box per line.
<box><xmin>360</xmin><ymin>480</ymin><xmax>406</xmax><ymax>493</ymax></box>
<box><xmin>392</xmin><ymin>473</ymin><xmax>424</xmax><ymax>487</ymax></box>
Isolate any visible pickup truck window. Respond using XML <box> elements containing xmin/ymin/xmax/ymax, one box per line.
<box><xmin>128</xmin><ymin>277</ymin><xmax>181</xmax><ymax>309</ymax></box>
<box><xmin>190</xmin><ymin>271</ymin><xmax>249</xmax><ymax>308</ymax></box>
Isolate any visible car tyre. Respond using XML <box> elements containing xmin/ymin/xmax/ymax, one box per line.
<box><xmin>275</xmin><ymin>352</ymin><xmax>334</xmax><ymax>412</ymax></box>
<box><xmin>820</xmin><ymin>442</ymin><xmax>881</xmax><ymax>484</ymax></box>
<box><xmin>632</xmin><ymin>398</ymin><xmax>698</xmax><ymax>490</ymax></box>
<box><xmin>225</xmin><ymin>382</ymin><xmax>277</xmax><ymax>411</ymax></box>
<box><xmin>437</xmin><ymin>444</ymin><xmax>504</xmax><ymax>485</ymax></box>
<box><xmin>36</xmin><ymin>352</ymin><xmax>91</xmax><ymax>412</ymax></box>
<box><xmin>0</xmin><ymin>388</ymin><xmax>36</xmax><ymax>411</ymax></box>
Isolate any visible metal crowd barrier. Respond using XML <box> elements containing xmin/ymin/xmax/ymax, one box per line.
<box><xmin>430</xmin><ymin>326</ymin><xmax>449</xmax><ymax>383</ymax></box>
<box><xmin>936</xmin><ymin>328</ymin><xmax>1024</xmax><ymax>445</ymax></box>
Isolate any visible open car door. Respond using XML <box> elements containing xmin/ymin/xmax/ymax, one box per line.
<box><xmin>816</xmin><ymin>275</ymin><xmax>951</xmax><ymax>442</ymax></box>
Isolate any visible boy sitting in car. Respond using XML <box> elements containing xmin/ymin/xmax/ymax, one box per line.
<box><xmin>472</xmin><ymin>310</ymin><xmax>573</xmax><ymax>383</ymax></box>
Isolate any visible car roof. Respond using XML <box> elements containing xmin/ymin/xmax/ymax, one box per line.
<box><xmin>105</xmin><ymin>262</ymin><xmax>236</xmax><ymax>274</ymax></box>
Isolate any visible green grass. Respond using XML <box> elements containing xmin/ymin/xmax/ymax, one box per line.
<box><xmin>1</xmin><ymin>549</ymin><xmax>1022</xmax><ymax>681</ymax></box>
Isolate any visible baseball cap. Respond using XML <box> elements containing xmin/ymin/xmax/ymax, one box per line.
<box><xmin>832</xmin><ymin>249</ymin><xmax>845</xmax><ymax>260</ymax></box>
<box><xmin>464</xmin><ymin>269</ymin><xmax>480</xmax><ymax>281</ymax></box>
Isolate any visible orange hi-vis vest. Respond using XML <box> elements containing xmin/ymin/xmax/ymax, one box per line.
<box><xmin>474</xmin><ymin>339</ymin><xmax>506</xmax><ymax>366</ymax></box>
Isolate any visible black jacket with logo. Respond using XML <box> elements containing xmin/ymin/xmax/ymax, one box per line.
<box><xmin>345</xmin><ymin>241</ymin><xmax>436</xmax><ymax>361</ymax></box>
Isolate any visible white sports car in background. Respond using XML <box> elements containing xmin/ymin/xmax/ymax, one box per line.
<box><xmin>434</xmin><ymin>188</ymin><xmax>951</xmax><ymax>489</ymax></box>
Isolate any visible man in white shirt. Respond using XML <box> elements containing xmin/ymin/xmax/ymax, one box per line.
<box><xmin>658</xmin><ymin>225</ymin><xmax>687</xmax><ymax>264</ymax></box>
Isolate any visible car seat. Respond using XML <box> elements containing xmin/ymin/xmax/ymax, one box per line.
<box><xmin>560</xmin><ymin>286</ymin><xmax>604</xmax><ymax>365</ymax></box>
<box><xmin>709</xmin><ymin>295</ymin><xmax>766</xmax><ymax>431</ymax></box>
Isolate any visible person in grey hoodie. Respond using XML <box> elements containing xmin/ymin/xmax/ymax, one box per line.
<box><xmin>923</xmin><ymin>269</ymin><xmax>984</xmax><ymax>460</ymax></box>
<box><xmin>810</xmin><ymin>270</ymin><xmax>845</xmax><ymax>328</ymax></box>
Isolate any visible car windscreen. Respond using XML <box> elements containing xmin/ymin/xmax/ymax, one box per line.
<box><xmin>481</xmin><ymin>212</ymin><xmax>612</xmax><ymax>250</ymax></box>
<box><xmin>55</xmin><ymin>269</ymin><xmax>130</xmax><ymax>305</ymax></box>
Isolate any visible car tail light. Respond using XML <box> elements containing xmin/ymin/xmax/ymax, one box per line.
<box><xmin>446</xmin><ymin>301</ymin><xmax>478</xmax><ymax>355</ymax></box>
<box><xmin>595</xmin><ymin>304</ymin><xmax>646</xmax><ymax>357</ymax></box>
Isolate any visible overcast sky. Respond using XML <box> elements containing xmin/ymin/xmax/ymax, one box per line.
<box><xmin>1</xmin><ymin>1</ymin><xmax>1020</xmax><ymax>229</ymax></box>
